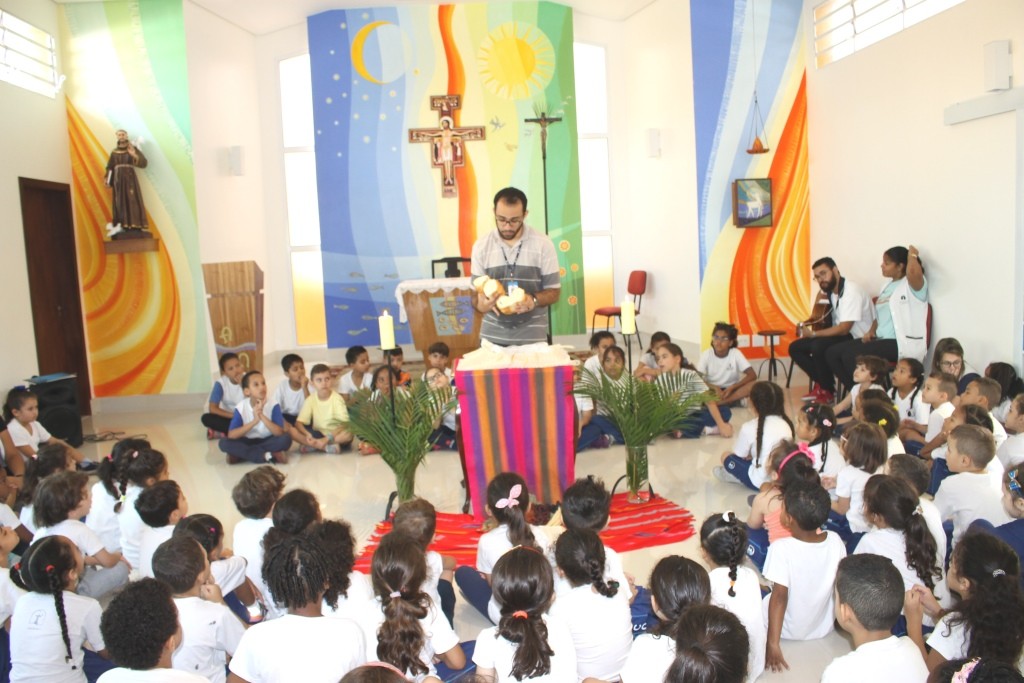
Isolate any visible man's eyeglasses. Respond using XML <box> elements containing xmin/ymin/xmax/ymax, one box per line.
<box><xmin>495</xmin><ymin>216</ymin><xmax>523</xmax><ymax>227</ymax></box>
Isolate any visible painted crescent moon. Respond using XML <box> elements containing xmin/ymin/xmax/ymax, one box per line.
<box><xmin>351</xmin><ymin>20</ymin><xmax>389</xmax><ymax>84</ymax></box>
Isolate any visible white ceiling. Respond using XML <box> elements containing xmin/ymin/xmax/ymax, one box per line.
<box><xmin>55</xmin><ymin>0</ymin><xmax>656</xmax><ymax>36</ymax></box>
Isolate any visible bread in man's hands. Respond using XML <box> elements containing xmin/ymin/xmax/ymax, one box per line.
<box><xmin>473</xmin><ymin>275</ymin><xmax>505</xmax><ymax>300</ymax></box>
<box><xmin>496</xmin><ymin>287</ymin><xmax>527</xmax><ymax>315</ymax></box>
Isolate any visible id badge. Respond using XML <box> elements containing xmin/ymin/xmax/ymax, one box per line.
<box><xmin>507</xmin><ymin>281</ymin><xmax>519</xmax><ymax>295</ymax></box>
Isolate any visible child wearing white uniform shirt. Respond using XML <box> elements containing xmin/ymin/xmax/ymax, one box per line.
<box><xmin>10</xmin><ymin>536</ymin><xmax>103</xmax><ymax>683</ymax></box>
<box><xmin>473</xmin><ymin>546</ymin><xmax>577</xmax><ymax>683</ymax></box>
<box><xmin>115</xmin><ymin>448</ymin><xmax>170</xmax><ymax>573</ymax></box>
<box><xmin>89</xmin><ymin>438</ymin><xmax>151</xmax><ymax>553</ymax></box>
<box><xmin>135</xmin><ymin>481</ymin><xmax>188</xmax><ymax>580</ymax></box>
<box><xmin>548</xmin><ymin>529</ymin><xmax>632</xmax><ymax>682</ymax></box>
<box><xmin>303</xmin><ymin>520</ymin><xmax>374</xmax><ymax>623</ymax></box>
<box><xmin>934</xmin><ymin>425</ymin><xmax>1013</xmax><ymax>545</ymax></box>
<box><xmin>763</xmin><ymin>484</ymin><xmax>847</xmax><ymax>672</ymax></box>
<box><xmin>392</xmin><ymin>499</ymin><xmax>457</xmax><ymax>626</ymax></box>
<box><xmin>229</xmin><ymin>535</ymin><xmax>365</xmax><ymax>683</ymax></box>
<box><xmin>699</xmin><ymin>513</ymin><xmax>766</xmax><ymax>683</ymax></box>
<box><xmin>151</xmin><ymin>537</ymin><xmax>245</xmax><ymax>683</ymax></box>
<box><xmin>231</xmin><ymin>466</ymin><xmax>286</xmax><ymax>620</ymax></box>
<box><xmin>273</xmin><ymin>353</ymin><xmax>308</xmax><ymax>424</ymax></box>
<box><xmin>821</xmin><ymin>554</ymin><xmax>928</xmax><ymax>683</ymax></box>
<box><xmin>361</xmin><ymin>532</ymin><xmax>463</xmax><ymax>682</ymax></box>
<box><xmin>716</xmin><ymin>382</ymin><xmax>794</xmax><ymax>491</ymax></box>
<box><xmin>831</xmin><ymin>422</ymin><xmax>888</xmax><ymax>547</ymax></box>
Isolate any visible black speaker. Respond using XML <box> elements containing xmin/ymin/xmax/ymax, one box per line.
<box><xmin>31</xmin><ymin>377</ymin><xmax>83</xmax><ymax>448</ymax></box>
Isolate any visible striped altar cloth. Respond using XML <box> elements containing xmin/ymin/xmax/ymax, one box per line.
<box><xmin>455</xmin><ymin>365</ymin><xmax>576</xmax><ymax>519</ymax></box>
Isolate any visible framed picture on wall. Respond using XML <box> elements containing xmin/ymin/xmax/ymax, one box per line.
<box><xmin>732</xmin><ymin>178</ymin><xmax>773</xmax><ymax>228</ymax></box>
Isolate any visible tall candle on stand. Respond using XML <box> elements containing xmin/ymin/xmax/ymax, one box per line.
<box><xmin>620</xmin><ymin>299</ymin><xmax>636</xmax><ymax>335</ymax></box>
<box><xmin>378</xmin><ymin>310</ymin><xmax>396</xmax><ymax>350</ymax></box>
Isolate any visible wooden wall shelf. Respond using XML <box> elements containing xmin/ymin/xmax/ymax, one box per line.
<box><xmin>104</xmin><ymin>237</ymin><xmax>159</xmax><ymax>254</ymax></box>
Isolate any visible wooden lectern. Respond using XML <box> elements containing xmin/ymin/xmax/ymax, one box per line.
<box><xmin>395</xmin><ymin>278</ymin><xmax>481</xmax><ymax>364</ymax></box>
<box><xmin>203</xmin><ymin>261</ymin><xmax>264</xmax><ymax>372</ymax></box>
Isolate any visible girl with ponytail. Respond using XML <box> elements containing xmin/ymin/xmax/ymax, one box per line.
<box><xmin>857</xmin><ymin>475</ymin><xmax>942</xmax><ymax>593</ymax></box>
<box><xmin>619</xmin><ymin>554</ymin><xmax>709</xmax><ymax>682</ymax></box>
<box><xmin>114</xmin><ymin>447</ymin><xmax>168</xmax><ymax>571</ymax></box>
<box><xmin>700</xmin><ymin>512</ymin><xmax>766</xmax><ymax>683</ymax></box>
<box><xmin>549</xmin><ymin>528</ymin><xmax>631</xmax><ymax>681</ymax></box>
<box><xmin>715</xmin><ymin>381</ymin><xmax>794</xmax><ymax>491</ymax></box>
<box><xmin>367</xmin><ymin>531</ymin><xmax>463</xmax><ymax>681</ymax></box>
<box><xmin>454</xmin><ymin>472</ymin><xmax>553</xmax><ymax>624</ymax></box>
<box><xmin>472</xmin><ymin>545</ymin><xmax>577</xmax><ymax>682</ymax></box>
<box><xmin>796</xmin><ymin>403</ymin><xmax>839</xmax><ymax>483</ymax></box>
<box><xmin>87</xmin><ymin>437</ymin><xmax>149</xmax><ymax>553</ymax></box>
<box><xmin>906</xmin><ymin>531</ymin><xmax>1024</xmax><ymax>673</ymax></box>
<box><xmin>10</xmin><ymin>535</ymin><xmax>106</xmax><ymax>682</ymax></box>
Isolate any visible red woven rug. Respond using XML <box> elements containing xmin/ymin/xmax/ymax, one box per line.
<box><xmin>354</xmin><ymin>493</ymin><xmax>695</xmax><ymax>572</ymax></box>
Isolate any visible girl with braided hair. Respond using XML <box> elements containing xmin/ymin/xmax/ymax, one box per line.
<box><xmin>87</xmin><ymin>437</ymin><xmax>149</xmax><ymax>553</ymax></box>
<box><xmin>797</xmin><ymin>403</ymin><xmax>840</xmax><ymax>484</ymax></box>
<box><xmin>618</xmin><ymin>555</ymin><xmax>709</xmax><ymax>682</ymax></box>
<box><xmin>363</xmin><ymin>531</ymin><xmax>463</xmax><ymax>681</ymax></box>
<box><xmin>10</xmin><ymin>535</ymin><xmax>106</xmax><ymax>682</ymax></box>
<box><xmin>472</xmin><ymin>545</ymin><xmax>577</xmax><ymax>682</ymax></box>
<box><xmin>715</xmin><ymin>381</ymin><xmax>794</xmax><ymax>491</ymax></box>
<box><xmin>114</xmin><ymin>447</ymin><xmax>168</xmax><ymax>571</ymax></box>
<box><xmin>701</xmin><ymin>512</ymin><xmax>766</xmax><ymax>683</ymax></box>
<box><xmin>228</xmin><ymin>534</ymin><xmax>366</xmax><ymax>682</ymax></box>
<box><xmin>550</xmin><ymin>528</ymin><xmax>631</xmax><ymax>681</ymax></box>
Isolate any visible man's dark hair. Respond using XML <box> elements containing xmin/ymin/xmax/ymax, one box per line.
<box><xmin>812</xmin><ymin>257</ymin><xmax>837</xmax><ymax>270</ymax></box>
<box><xmin>493</xmin><ymin>187</ymin><xmax>527</xmax><ymax>212</ymax></box>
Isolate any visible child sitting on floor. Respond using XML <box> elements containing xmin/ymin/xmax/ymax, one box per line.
<box><xmin>634</xmin><ymin>331</ymin><xmax>671</xmax><ymax>382</ymax></box>
<box><xmin>666</xmin><ymin>605</ymin><xmax>750</xmax><ymax>683</ymax></box>
<box><xmin>764</xmin><ymin>482</ymin><xmax>847</xmax><ymax>672</ymax></box>
<box><xmin>715</xmin><ymin>382</ymin><xmax>794</xmax><ymax>491</ymax></box>
<box><xmin>220</xmin><ymin>370</ymin><xmax>292</xmax><ymax>465</ymax></box>
<box><xmin>307</xmin><ymin>519</ymin><xmax>374</xmax><ymax>622</ymax></box>
<box><xmin>701</xmin><ymin>512</ymin><xmax>766</xmax><ymax>682</ymax></box>
<box><xmin>886</xmin><ymin>454</ymin><xmax>947</xmax><ymax>571</ymax></box>
<box><xmin>425</xmin><ymin>341</ymin><xmax>454</xmax><ymax>383</ymax></box>
<box><xmin>152</xmin><ymin>536</ymin><xmax>245</xmax><ymax>683</ymax></box>
<box><xmin>960</xmin><ymin>377</ymin><xmax>1009</xmax><ymax>448</ymax></box>
<box><xmin>136</xmin><ymin>480</ymin><xmax>188</xmax><ymax>579</ymax></box>
<box><xmin>934</xmin><ymin>424</ymin><xmax>1012</xmax><ymax>547</ymax></box>
<box><xmin>388</xmin><ymin>348</ymin><xmax>412</xmax><ymax>388</ymax></box>
<box><xmin>656</xmin><ymin>342</ymin><xmax>727</xmax><ymax>438</ymax></box>
<box><xmin>231</xmin><ymin>466</ymin><xmax>286</xmax><ymax>621</ymax></box>
<box><xmin>116</xmin><ymin>448</ymin><xmax>169</xmax><ymax>572</ymax></box>
<box><xmin>797</xmin><ymin>403</ymin><xmax>840</xmax><ymax>491</ymax></box>
<box><xmin>747</xmin><ymin>442</ymin><xmax>819</xmax><ymax>571</ymax></box>
<box><xmin>986</xmin><ymin>361</ymin><xmax>1024</xmax><ymax>426</ymax></box>
<box><xmin>996</xmin><ymin>393</ymin><xmax>1024</xmax><ymax>469</ymax></box>
<box><xmin>392</xmin><ymin>498</ymin><xmax>457</xmax><ymax>626</ymax></box>
<box><xmin>829</xmin><ymin>421</ymin><xmax>888</xmax><ymax>551</ymax></box>
<box><xmin>5</xmin><ymin>388</ymin><xmax>95</xmax><ymax>471</ymax></box>
<box><xmin>891</xmin><ymin>358</ymin><xmax>929</xmax><ymax>453</ymax></box>
<box><xmin>201</xmin><ymin>353</ymin><xmax>245</xmax><ymax>439</ymax></box>
<box><xmin>16</xmin><ymin>441</ymin><xmax>73</xmax><ymax>535</ymax></box>
<box><xmin>296</xmin><ymin>363</ymin><xmax>353</xmax><ymax>454</ymax></box>
<box><xmin>834</xmin><ymin>355</ymin><xmax>888</xmax><ymax>426</ymax></box>
<box><xmin>173</xmin><ymin>513</ymin><xmax>260</xmax><ymax>622</ymax></box>
<box><xmin>340</xmin><ymin>346</ymin><xmax>373</xmax><ymax>402</ymax></box>
<box><xmin>272</xmin><ymin>353</ymin><xmax>308</xmax><ymax>429</ymax></box>
<box><xmin>89</xmin><ymin>437</ymin><xmax>150</xmax><ymax>554</ymax></box>
<box><xmin>821</xmin><ymin>554</ymin><xmax>928</xmax><ymax>682</ymax></box>
<box><xmin>968</xmin><ymin>466</ymin><xmax>1024</xmax><ymax>577</ymax></box>
<box><xmin>696</xmin><ymin>322</ymin><xmax>756</xmax><ymax>429</ymax></box>
<box><xmin>918</xmin><ymin>371</ymin><xmax>958</xmax><ymax>461</ymax></box>
<box><xmin>859</xmin><ymin>398</ymin><xmax>903</xmax><ymax>458</ymax></box>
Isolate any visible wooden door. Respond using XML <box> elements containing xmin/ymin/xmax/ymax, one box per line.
<box><xmin>18</xmin><ymin>178</ymin><xmax>92</xmax><ymax>415</ymax></box>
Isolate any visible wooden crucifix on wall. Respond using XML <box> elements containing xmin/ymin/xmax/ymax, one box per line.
<box><xmin>408</xmin><ymin>95</ymin><xmax>485</xmax><ymax>198</ymax></box>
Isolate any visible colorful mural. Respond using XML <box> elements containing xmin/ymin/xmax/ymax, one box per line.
<box><xmin>60</xmin><ymin>0</ymin><xmax>209</xmax><ymax>395</ymax></box>
<box><xmin>691</xmin><ymin>1</ymin><xmax>810</xmax><ymax>359</ymax></box>
<box><xmin>308</xmin><ymin>2</ymin><xmax>583</xmax><ymax>348</ymax></box>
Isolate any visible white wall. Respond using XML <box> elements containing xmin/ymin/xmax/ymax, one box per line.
<box><xmin>184</xmin><ymin>1</ymin><xmax>269</xmax><ymax>374</ymax></box>
<box><xmin>0</xmin><ymin>0</ymin><xmax>71</xmax><ymax>392</ymax></box>
<box><xmin>804</xmin><ymin>0</ymin><xmax>1024</xmax><ymax>370</ymax></box>
<box><xmin>616</xmin><ymin>0</ymin><xmax>703</xmax><ymax>347</ymax></box>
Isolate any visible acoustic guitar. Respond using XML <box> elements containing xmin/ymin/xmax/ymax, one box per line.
<box><xmin>797</xmin><ymin>290</ymin><xmax>833</xmax><ymax>337</ymax></box>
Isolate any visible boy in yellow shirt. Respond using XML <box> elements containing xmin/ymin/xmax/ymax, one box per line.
<box><xmin>295</xmin><ymin>364</ymin><xmax>353</xmax><ymax>453</ymax></box>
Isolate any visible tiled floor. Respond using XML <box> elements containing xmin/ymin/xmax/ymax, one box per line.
<box><xmin>78</xmin><ymin>371</ymin><xmax>852</xmax><ymax>682</ymax></box>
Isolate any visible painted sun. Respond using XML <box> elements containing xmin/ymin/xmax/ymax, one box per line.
<box><xmin>477</xmin><ymin>22</ymin><xmax>554</xmax><ymax>100</ymax></box>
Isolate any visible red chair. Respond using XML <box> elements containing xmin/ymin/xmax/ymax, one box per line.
<box><xmin>592</xmin><ymin>270</ymin><xmax>648</xmax><ymax>348</ymax></box>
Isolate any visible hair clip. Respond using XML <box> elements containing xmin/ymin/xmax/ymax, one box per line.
<box><xmin>821</xmin><ymin>418</ymin><xmax>833</xmax><ymax>427</ymax></box>
<box><xmin>779</xmin><ymin>443</ymin><xmax>815</xmax><ymax>472</ymax></box>
<box><xmin>1008</xmin><ymin>469</ymin><xmax>1022</xmax><ymax>495</ymax></box>
<box><xmin>952</xmin><ymin>658</ymin><xmax>979</xmax><ymax>683</ymax></box>
<box><xmin>913</xmin><ymin>506</ymin><xmax>922</xmax><ymax>516</ymax></box>
<box><xmin>721</xmin><ymin>510</ymin><xmax>734</xmax><ymax>523</ymax></box>
<box><xmin>131</xmin><ymin>450</ymin><xmax>139</xmax><ymax>459</ymax></box>
<box><xmin>105</xmin><ymin>453</ymin><xmax>114</xmax><ymax>462</ymax></box>
<box><xmin>209</xmin><ymin>527</ymin><xmax>217</xmax><ymax>534</ymax></box>
<box><xmin>389</xmin><ymin>590</ymin><xmax>401</xmax><ymax>599</ymax></box>
<box><xmin>12</xmin><ymin>563</ymin><xmax>19</xmax><ymax>572</ymax></box>
<box><xmin>512</xmin><ymin>610</ymin><xmax>529</xmax><ymax>619</ymax></box>
<box><xmin>495</xmin><ymin>484</ymin><xmax>523</xmax><ymax>509</ymax></box>
<box><xmin>992</xmin><ymin>569</ymin><xmax>1006</xmax><ymax>578</ymax></box>
<box><xmin>878</xmin><ymin>418</ymin><xmax>888</xmax><ymax>426</ymax></box>
<box><xmin>45</xmin><ymin>564</ymin><xmax>55</xmax><ymax>573</ymax></box>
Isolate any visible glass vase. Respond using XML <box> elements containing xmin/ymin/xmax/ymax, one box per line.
<box><xmin>625</xmin><ymin>444</ymin><xmax>650</xmax><ymax>504</ymax></box>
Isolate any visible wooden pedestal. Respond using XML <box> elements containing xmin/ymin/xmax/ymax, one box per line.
<box><xmin>203</xmin><ymin>261</ymin><xmax>264</xmax><ymax>372</ymax></box>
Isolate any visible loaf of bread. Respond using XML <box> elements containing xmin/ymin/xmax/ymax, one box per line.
<box><xmin>473</xmin><ymin>275</ymin><xmax>505</xmax><ymax>300</ymax></box>
<box><xmin>496</xmin><ymin>287</ymin><xmax>526</xmax><ymax>315</ymax></box>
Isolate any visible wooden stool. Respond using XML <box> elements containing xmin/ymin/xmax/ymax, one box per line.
<box><xmin>756</xmin><ymin>330</ymin><xmax>793</xmax><ymax>386</ymax></box>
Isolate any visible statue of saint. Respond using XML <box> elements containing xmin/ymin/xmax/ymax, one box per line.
<box><xmin>104</xmin><ymin>129</ymin><xmax>149</xmax><ymax>237</ymax></box>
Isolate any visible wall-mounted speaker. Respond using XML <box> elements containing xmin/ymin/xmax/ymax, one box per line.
<box><xmin>31</xmin><ymin>377</ymin><xmax>83</xmax><ymax>447</ymax></box>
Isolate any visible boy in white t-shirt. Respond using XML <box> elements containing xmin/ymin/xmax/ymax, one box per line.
<box><xmin>918</xmin><ymin>371</ymin><xmax>957</xmax><ymax>457</ymax></box>
<box><xmin>821</xmin><ymin>554</ymin><xmax>928</xmax><ymax>683</ymax></box>
<box><xmin>272</xmin><ymin>353</ymin><xmax>308</xmax><ymax>431</ymax></box>
<box><xmin>98</xmin><ymin>578</ymin><xmax>209</xmax><ymax>682</ymax></box>
<box><xmin>201</xmin><ymin>352</ymin><xmax>246</xmax><ymax>438</ymax></box>
<box><xmin>220</xmin><ymin>370</ymin><xmax>292</xmax><ymax>465</ymax></box>
<box><xmin>763</xmin><ymin>483</ymin><xmax>847</xmax><ymax>672</ymax></box>
<box><xmin>934</xmin><ymin>425</ymin><xmax>1013</xmax><ymax>546</ymax></box>
<box><xmin>153</xmin><ymin>536</ymin><xmax>246</xmax><ymax>683</ymax></box>
<box><xmin>231</xmin><ymin>466</ymin><xmax>286</xmax><ymax>621</ymax></box>
<box><xmin>339</xmin><ymin>346</ymin><xmax>373</xmax><ymax>402</ymax></box>
<box><xmin>960</xmin><ymin>377</ymin><xmax>1009</xmax><ymax>448</ymax></box>
<box><xmin>834</xmin><ymin>355</ymin><xmax>887</xmax><ymax>427</ymax></box>
<box><xmin>425</xmin><ymin>341</ymin><xmax>456</xmax><ymax>383</ymax></box>
<box><xmin>136</xmin><ymin>480</ymin><xmax>189</xmax><ymax>579</ymax></box>
<box><xmin>697</xmin><ymin>322</ymin><xmax>756</xmax><ymax>403</ymax></box>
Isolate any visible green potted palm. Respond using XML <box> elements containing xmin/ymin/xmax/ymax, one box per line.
<box><xmin>574</xmin><ymin>369</ymin><xmax>711</xmax><ymax>503</ymax></box>
<box><xmin>345</xmin><ymin>380</ymin><xmax>456</xmax><ymax>503</ymax></box>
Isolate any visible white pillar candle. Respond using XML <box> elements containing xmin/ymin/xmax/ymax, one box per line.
<box><xmin>378</xmin><ymin>310</ymin><xmax>396</xmax><ymax>350</ymax></box>
<box><xmin>620</xmin><ymin>299</ymin><xmax>636</xmax><ymax>335</ymax></box>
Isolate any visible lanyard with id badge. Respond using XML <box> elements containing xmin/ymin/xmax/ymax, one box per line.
<box><xmin>503</xmin><ymin>241</ymin><xmax>524</xmax><ymax>300</ymax></box>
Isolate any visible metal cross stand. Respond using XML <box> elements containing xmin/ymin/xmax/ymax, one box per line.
<box><xmin>524</xmin><ymin>110</ymin><xmax>562</xmax><ymax>343</ymax></box>
<box><xmin>382</xmin><ymin>346</ymin><xmax>400</xmax><ymax>520</ymax></box>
